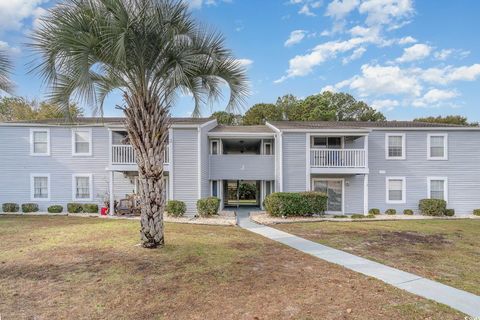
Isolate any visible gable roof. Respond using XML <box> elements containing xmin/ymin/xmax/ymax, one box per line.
<box><xmin>209</xmin><ymin>125</ymin><xmax>274</xmax><ymax>133</ymax></box>
<box><xmin>267</xmin><ymin>120</ymin><xmax>472</xmax><ymax>130</ymax></box>
<box><xmin>1</xmin><ymin>117</ymin><xmax>214</xmax><ymax>126</ymax></box>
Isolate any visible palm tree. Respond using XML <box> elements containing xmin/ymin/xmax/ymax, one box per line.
<box><xmin>0</xmin><ymin>50</ymin><xmax>13</xmax><ymax>94</ymax></box>
<box><xmin>31</xmin><ymin>0</ymin><xmax>249</xmax><ymax>248</ymax></box>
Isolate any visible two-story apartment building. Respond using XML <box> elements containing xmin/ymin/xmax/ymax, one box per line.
<box><xmin>1</xmin><ymin>117</ymin><xmax>480</xmax><ymax>216</ymax></box>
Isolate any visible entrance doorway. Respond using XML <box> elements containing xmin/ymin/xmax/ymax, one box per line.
<box><xmin>312</xmin><ymin>178</ymin><xmax>344</xmax><ymax>214</ymax></box>
<box><xmin>224</xmin><ymin>180</ymin><xmax>260</xmax><ymax>207</ymax></box>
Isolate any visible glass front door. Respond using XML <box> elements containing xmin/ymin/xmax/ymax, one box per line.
<box><xmin>224</xmin><ymin>180</ymin><xmax>259</xmax><ymax>207</ymax></box>
<box><xmin>312</xmin><ymin>179</ymin><xmax>343</xmax><ymax>213</ymax></box>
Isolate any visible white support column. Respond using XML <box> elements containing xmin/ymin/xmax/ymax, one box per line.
<box><xmin>363</xmin><ymin>174</ymin><xmax>369</xmax><ymax>215</ymax></box>
<box><xmin>109</xmin><ymin>171</ymin><xmax>115</xmax><ymax>215</ymax></box>
<box><xmin>306</xmin><ymin>133</ymin><xmax>311</xmax><ymax>191</ymax></box>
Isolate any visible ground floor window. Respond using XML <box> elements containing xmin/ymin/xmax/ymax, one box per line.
<box><xmin>31</xmin><ymin>174</ymin><xmax>50</xmax><ymax>201</ymax></box>
<box><xmin>428</xmin><ymin>177</ymin><xmax>447</xmax><ymax>201</ymax></box>
<box><xmin>73</xmin><ymin>174</ymin><xmax>92</xmax><ymax>201</ymax></box>
<box><xmin>312</xmin><ymin>179</ymin><xmax>343</xmax><ymax>213</ymax></box>
<box><xmin>386</xmin><ymin>177</ymin><xmax>406</xmax><ymax>204</ymax></box>
<box><xmin>211</xmin><ymin>180</ymin><xmax>218</xmax><ymax>197</ymax></box>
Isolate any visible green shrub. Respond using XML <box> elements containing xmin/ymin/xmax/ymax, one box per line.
<box><xmin>333</xmin><ymin>215</ymin><xmax>348</xmax><ymax>218</ymax></box>
<box><xmin>444</xmin><ymin>209</ymin><xmax>455</xmax><ymax>217</ymax></box>
<box><xmin>166</xmin><ymin>200</ymin><xmax>186</xmax><ymax>217</ymax></box>
<box><xmin>385</xmin><ymin>209</ymin><xmax>396</xmax><ymax>215</ymax></box>
<box><xmin>48</xmin><ymin>205</ymin><xmax>63</xmax><ymax>213</ymax></box>
<box><xmin>83</xmin><ymin>204</ymin><xmax>99</xmax><ymax>213</ymax></box>
<box><xmin>366</xmin><ymin>214</ymin><xmax>376</xmax><ymax>218</ymax></box>
<box><xmin>351</xmin><ymin>214</ymin><xmax>376</xmax><ymax>219</ymax></box>
<box><xmin>67</xmin><ymin>203</ymin><xmax>83</xmax><ymax>213</ymax></box>
<box><xmin>473</xmin><ymin>209</ymin><xmax>480</xmax><ymax>216</ymax></box>
<box><xmin>196</xmin><ymin>197</ymin><xmax>220</xmax><ymax>217</ymax></box>
<box><xmin>2</xmin><ymin>203</ymin><xmax>19</xmax><ymax>213</ymax></box>
<box><xmin>369</xmin><ymin>208</ymin><xmax>380</xmax><ymax>215</ymax></box>
<box><xmin>403</xmin><ymin>209</ymin><xmax>414</xmax><ymax>215</ymax></box>
<box><xmin>264</xmin><ymin>192</ymin><xmax>327</xmax><ymax>217</ymax></box>
<box><xmin>419</xmin><ymin>199</ymin><xmax>446</xmax><ymax>216</ymax></box>
<box><xmin>21</xmin><ymin>203</ymin><xmax>39</xmax><ymax>213</ymax></box>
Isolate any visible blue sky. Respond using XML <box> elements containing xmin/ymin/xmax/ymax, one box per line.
<box><xmin>1</xmin><ymin>0</ymin><xmax>480</xmax><ymax>121</ymax></box>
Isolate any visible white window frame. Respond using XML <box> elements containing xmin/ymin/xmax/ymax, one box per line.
<box><xmin>72</xmin><ymin>128</ymin><xmax>92</xmax><ymax>156</ymax></box>
<box><xmin>385</xmin><ymin>133</ymin><xmax>406</xmax><ymax>160</ymax></box>
<box><xmin>210</xmin><ymin>180</ymin><xmax>219</xmax><ymax>198</ymax></box>
<box><xmin>30</xmin><ymin>128</ymin><xmax>50</xmax><ymax>156</ymax></box>
<box><xmin>30</xmin><ymin>173</ymin><xmax>51</xmax><ymax>201</ymax></box>
<box><xmin>385</xmin><ymin>176</ymin><xmax>406</xmax><ymax>204</ymax></box>
<box><xmin>263</xmin><ymin>141</ymin><xmax>273</xmax><ymax>155</ymax></box>
<box><xmin>72</xmin><ymin>174</ymin><xmax>93</xmax><ymax>201</ymax></box>
<box><xmin>311</xmin><ymin>136</ymin><xmax>345</xmax><ymax>149</ymax></box>
<box><xmin>427</xmin><ymin>177</ymin><xmax>448</xmax><ymax>203</ymax></box>
<box><xmin>427</xmin><ymin>133</ymin><xmax>448</xmax><ymax>160</ymax></box>
<box><xmin>210</xmin><ymin>139</ymin><xmax>220</xmax><ymax>155</ymax></box>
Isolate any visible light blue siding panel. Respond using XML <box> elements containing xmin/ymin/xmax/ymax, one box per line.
<box><xmin>282</xmin><ymin>133</ymin><xmax>306</xmax><ymax>192</ymax></box>
<box><xmin>209</xmin><ymin>155</ymin><xmax>275</xmax><ymax>180</ymax></box>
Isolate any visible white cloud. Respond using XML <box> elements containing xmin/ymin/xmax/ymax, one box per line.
<box><xmin>320</xmin><ymin>85</ymin><xmax>337</xmax><ymax>93</ymax></box>
<box><xmin>285</xmin><ymin>30</ymin><xmax>308</xmax><ymax>47</ymax></box>
<box><xmin>359</xmin><ymin>0</ymin><xmax>414</xmax><ymax>27</ymax></box>
<box><xmin>299</xmin><ymin>4</ymin><xmax>316</xmax><ymax>16</ymax></box>
<box><xmin>342</xmin><ymin>47</ymin><xmax>366</xmax><ymax>64</ymax></box>
<box><xmin>0</xmin><ymin>0</ymin><xmax>48</xmax><ymax>31</ymax></box>
<box><xmin>398</xmin><ymin>36</ymin><xmax>417</xmax><ymax>45</ymax></box>
<box><xmin>235</xmin><ymin>58</ymin><xmax>254</xmax><ymax>68</ymax></box>
<box><xmin>412</xmin><ymin>89</ymin><xmax>458</xmax><ymax>107</ymax></box>
<box><xmin>187</xmin><ymin>0</ymin><xmax>231</xmax><ymax>9</ymax></box>
<box><xmin>419</xmin><ymin>64</ymin><xmax>480</xmax><ymax>85</ymax></box>
<box><xmin>371</xmin><ymin>99</ymin><xmax>399</xmax><ymax>111</ymax></box>
<box><xmin>336</xmin><ymin>64</ymin><xmax>422</xmax><ymax>97</ymax></box>
<box><xmin>326</xmin><ymin>0</ymin><xmax>359</xmax><ymax>20</ymax></box>
<box><xmin>396</xmin><ymin>43</ymin><xmax>432</xmax><ymax>63</ymax></box>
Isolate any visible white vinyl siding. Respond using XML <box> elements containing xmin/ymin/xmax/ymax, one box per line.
<box><xmin>428</xmin><ymin>134</ymin><xmax>448</xmax><ymax>160</ymax></box>
<box><xmin>72</xmin><ymin>174</ymin><xmax>93</xmax><ymax>201</ymax></box>
<box><xmin>72</xmin><ymin>128</ymin><xmax>92</xmax><ymax>156</ymax></box>
<box><xmin>30</xmin><ymin>174</ymin><xmax>50</xmax><ymax>201</ymax></box>
<box><xmin>30</xmin><ymin>129</ymin><xmax>50</xmax><ymax>156</ymax></box>
<box><xmin>385</xmin><ymin>133</ymin><xmax>405</xmax><ymax>160</ymax></box>
<box><xmin>386</xmin><ymin>177</ymin><xmax>406</xmax><ymax>204</ymax></box>
<box><xmin>427</xmin><ymin>177</ymin><xmax>448</xmax><ymax>202</ymax></box>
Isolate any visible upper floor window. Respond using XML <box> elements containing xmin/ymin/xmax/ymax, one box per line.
<box><xmin>427</xmin><ymin>177</ymin><xmax>448</xmax><ymax>201</ymax></box>
<box><xmin>210</xmin><ymin>140</ymin><xmax>219</xmax><ymax>155</ymax></box>
<box><xmin>72</xmin><ymin>128</ymin><xmax>92</xmax><ymax>156</ymax></box>
<box><xmin>386</xmin><ymin>177</ymin><xmax>406</xmax><ymax>204</ymax></box>
<box><xmin>30</xmin><ymin>129</ymin><xmax>50</xmax><ymax>156</ymax></box>
<box><xmin>31</xmin><ymin>174</ymin><xmax>50</xmax><ymax>201</ymax></box>
<box><xmin>73</xmin><ymin>174</ymin><xmax>92</xmax><ymax>201</ymax></box>
<box><xmin>385</xmin><ymin>133</ymin><xmax>405</xmax><ymax>160</ymax></box>
<box><xmin>312</xmin><ymin>136</ymin><xmax>342</xmax><ymax>149</ymax></box>
<box><xmin>427</xmin><ymin>134</ymin><xmax>448</xmax><ymax>160</ymax></box>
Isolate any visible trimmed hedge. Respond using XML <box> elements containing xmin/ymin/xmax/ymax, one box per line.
<box><xmin>264</xmin><ymin>192</ymin><xmax>328</xmax><ymax>217</ymax></box>
<box><xmin>385</xmin><ymin>209</ymin><xmax>397</xmax><ymax>215</ymax></box>
<box><xmin>445</xmin><ymin>209</ymin><xmax>455</xmax><ymax>217</ymax></box>
<box><xmin>166</xmin><ymin>200</ymin><xmax>186</xmax><ymax>217</ymax></box>
<box><xmin>419</xmin><ymin>199</ymin><xmax>446</xmax><ymax>216</ymax></box>
<box><xmin>21</xmin><ymin>203</ymin><xmax>39</xmax><ymax>213</ymax></box>
<box><xmin>67</xmin><ymin>203</ymin><xmax>83</xmax><ymax>213</ymax></box>
<box><xmin>2</xmin><ymin>203</ymin><xmax>19</xmax><ymax>213</ymax></box>
<box><xmin>403</xmin><ymin>209</ymin><xmax>414</xmax><ymax>215</ymax></box>
<box><xmin>48</xmin><ymin>205</ymin><xmax>63</xmax><ymax>213</ymax></box>
<box><xmin>369</xmin><ymin>208</ymin><xmax>380</xmax><ymax>215</ymax></box>
<box><xmin>197</xmin><ymin>197</ymin><xmax>220</xmax><ymax>217</ymax></box>
<box><xmin>83</xmin><ymin>204</ymin><xmax>99</xmax><ymax>213</ymax></box>
<box><xmin>351</xmin><ymin>214</ymin><xmax>376</xmax><ymax>219</ymax></box>
<box><xmin>473</xmin><ymin>209</ymin><xmax>480</xmax><ymax>216</ymax></box>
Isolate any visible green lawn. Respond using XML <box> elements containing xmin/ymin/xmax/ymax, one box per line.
<box><xmin>276</xmin><ymin>219</ymin><xmax>480</xmax><ymax>295</ymax></box>
<box><xmin>0</xmin><ymin>216</ymin><xmax>464</xmax><ymax>319</ymax></box>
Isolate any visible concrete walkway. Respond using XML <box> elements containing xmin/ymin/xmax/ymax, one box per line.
<box><xmin>236</xmin><ymin>208</ymin><xmax>480</xmax><ymax>317</ymax></box>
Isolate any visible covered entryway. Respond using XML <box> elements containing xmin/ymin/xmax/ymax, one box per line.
<box><xmin>224</xmin><ymin>180</ymin><xmax>260</xmax><ymax>207</ymax></box>
<box><xmin>312</xmin><ymin>178</ymin><xmax>344</xmax><ymax>214</ymax></box>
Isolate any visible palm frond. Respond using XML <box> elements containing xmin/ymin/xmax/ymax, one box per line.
<box><xmin>0</xmin><ymin>50</ymin><xmax>14</xmax><ymax>94</ymax></box>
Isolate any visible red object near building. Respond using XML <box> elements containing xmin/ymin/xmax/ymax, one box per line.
<box><xmin>101</xmin><ymin>207</ymin><xmax>108</xmax><ymax>215</ymax></box>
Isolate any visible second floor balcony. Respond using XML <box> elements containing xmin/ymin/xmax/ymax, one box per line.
<box><xmin>111</xmin><ymin>144</ymin><xmax>170</xmax><ymax>167</ymax></box>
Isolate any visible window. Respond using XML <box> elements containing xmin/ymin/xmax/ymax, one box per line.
<box><xmin>428</xmin><ymin>177</ymin><xmax>448</xmax><ymax>201</ymax></box>
<box><xmin>312</xmin><ymin>179</ymin><xmax>344</xmax><ymax>212</ymax></box>
<box><xmin>210</xmin><ymin>140</ymin><xmax>219</xmax><ymax>155</ymax></box>
<box><xmin>211</xmin><ymin>180</ymin><xmax>218</xmax><ymax>197</ymax></box>
<box><xmin>73</xmin><ymin>174</ymin><xmax>92</xmax><ymax>201</ymax></box>
<box><xmin>72</xmin><ymin>128</ymin><xmax>92</xmax><ymax>156</ymax></box>
<box><xmin>31</xmin><ymin>174</ymin><xmax>50</xmax><ymax>201</ymax></box>
<box><xmin>386</xmin><ymin>177</ymin><xmax>406</xmax><ymax>204</ymax></box>
<box><xmin>428</xmin><ymin>134</ymin><xmax>448</xmax><ymax>160</ymax></box>
<box><xmin>385</xmin><ymin>133</ymin><xmax>405</xmax><ymax>159</ymax></box>
<box><xmin>263</xmin><ymin>142</ymin><xmax>272</xmax><ymax>155</ymax></box>
<box><xmin>312</xmin><ymin>136</ymin><xmax>342</xmax><ymax>149</ymax></box>
<box><xmin>30</xmin><ymin>129</ymin><xmax>50</xmax><ymax>156</ymax></box>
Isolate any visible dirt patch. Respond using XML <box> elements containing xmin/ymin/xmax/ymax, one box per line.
<box><xmin>378</xmin><ymin>231</ymin><xmax>452</xmax><ymax>245</ymax></box>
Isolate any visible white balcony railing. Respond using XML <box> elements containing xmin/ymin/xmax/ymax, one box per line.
<box><xmin>310</xmin><ymin>149</ymin><xmax>366</xmax><ymax>168</ymax></box>
<box><xmin>111</xmin><ymin>145</ymin><xmax>170</xmax><ymax>165</ymax></box>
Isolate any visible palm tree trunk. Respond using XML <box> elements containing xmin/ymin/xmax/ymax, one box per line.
<box><xmin>123</xmin><ymin>93</ymin><xmax>170</xmax><ymax>248</ymax></box>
